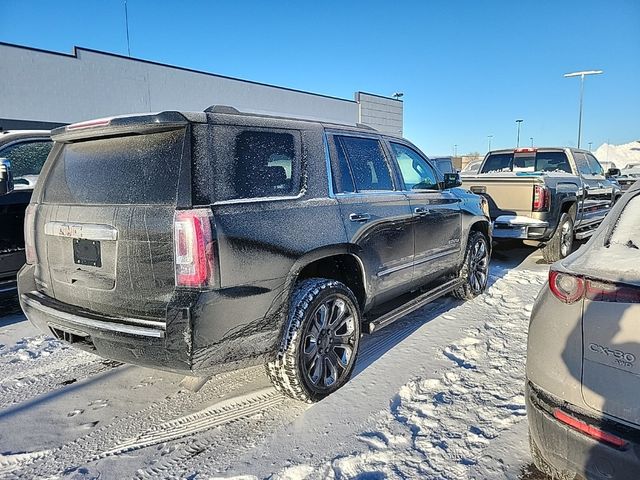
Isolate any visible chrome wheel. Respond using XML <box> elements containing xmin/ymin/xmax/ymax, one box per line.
<box><xmin>302</xmin><ymin>295</ymin><xmax>357</xmax><ymax>390</ymax></box>
<box><xmin>559</xmin><ymin>219</ymin><xmax>574</xmax><ymax>258</ymax></box>
<box><xmin>468</xmin><ymin>236</ymin><xmax>489</xmax><ymax>294</ymax></box>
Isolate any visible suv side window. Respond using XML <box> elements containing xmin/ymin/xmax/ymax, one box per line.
<box><xmin>332</xmin><ymin>135</ymin><xmax>393</xmax><ymax>192</ymax></box>
<box><xmin>390</xmin><ymin>142</ymin><xmax>440</xmax><ymax>190</ymax></box>
<box><xmin>573</xmin><ymin>152</ymin><xmax>593</xmax><ymax>176</ymax></box>
<box><xmin>586</xmin><ymin>153</ymin><xmax>604</xmax><ymax>176</ymax></box>
<box><xmin>209</xmin><ymin>128</ymin><xmax>302</xmax><ymax>201</ymax></box>
<box><xmin>0</xmin><ymin>139</ymin><xmax>53</xmax><ymax>180</ymax></box>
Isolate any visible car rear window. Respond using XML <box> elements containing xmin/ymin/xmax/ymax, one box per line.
<box><xmin>480</xmin><ymin>151</ymin><xmax>571</xmax><ymax>174</ymax></box>
<box><xmin>41</xmin><ymin>129</ymin><xmax>185</xmax><ymax>205</ymax></box>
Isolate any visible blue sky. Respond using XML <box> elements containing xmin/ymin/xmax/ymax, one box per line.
<box><xmin>2</xmin><ymin>0</ymin><xmax>639</xmax><ymax>155</ymax></box>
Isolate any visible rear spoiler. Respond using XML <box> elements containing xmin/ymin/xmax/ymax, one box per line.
<box><xmin>51</xmin><ymin>111</ymin><xmax>205</xmax><ymax>143</ymax></box>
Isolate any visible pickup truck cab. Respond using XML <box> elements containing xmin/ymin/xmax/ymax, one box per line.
<box><xmin>18</xmin><ymin>106</ymin><xmax>491</xmax><ymax>402</ymax></box>
<box><xmin>462</xmin><ymin>147</ymin><xmax>621</xmax><ymax>262</ymax></box>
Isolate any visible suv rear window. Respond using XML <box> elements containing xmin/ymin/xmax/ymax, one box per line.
<box><xmin>42</xmin><ymin>129</ymin><xmax>186</xmax><ymax>205</ymax></box>
<box><xmin>480</xmin><ymin>151</ymin><xmax>571</xmax><ymax>174</ymax></box>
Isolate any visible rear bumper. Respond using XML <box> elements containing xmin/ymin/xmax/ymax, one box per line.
<box><xmin>492</xmin><ymin>215</ymin><xmax>550</xmax><ymax>240</ymax></box>
<box><xmin>17</xmin><ymin>263</ymin><xmax>284</xmax><ymax>375</ymax></box>
<box><xmin>526</xmin><ymin>381</ymin><xmax>640</xmax><ymax>480</ymax></box>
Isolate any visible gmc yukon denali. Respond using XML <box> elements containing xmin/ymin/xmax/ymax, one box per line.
<box><xmin>18</xmin><ymin>107</ymin><xmax>491</xmax><ymax>402</ymax></box>
<box><xmin>462</xmin><ymin>147</ymin><xmax>621</xmax><ymax>262</ymax></box>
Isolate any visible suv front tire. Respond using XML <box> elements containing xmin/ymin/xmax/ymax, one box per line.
<box><xmin>266</xmin><ymin>278</ymin><xmax>361</xmax><ymax>402</ymax></box>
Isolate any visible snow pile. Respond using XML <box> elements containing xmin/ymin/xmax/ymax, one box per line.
<box><xmin>594</xmin><ymin>141</ymin><xmax>640</xmax><ymax>169</ymax></box>
<box><xmin>273</xmin><ymin>267</ymin><xmax>547</xmax><ymax>480</ymax></box>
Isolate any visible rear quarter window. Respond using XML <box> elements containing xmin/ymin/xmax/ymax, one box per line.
<box><xmin>206</xmin><ymin>127</ymin><xmax>302</xmax><ymax>202</ymax></box>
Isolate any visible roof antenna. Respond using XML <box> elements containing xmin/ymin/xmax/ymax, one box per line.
<box><xmin>124</xmin><ymin>0</ymin><xmax>131</xmax><ymax>57</ymax></box>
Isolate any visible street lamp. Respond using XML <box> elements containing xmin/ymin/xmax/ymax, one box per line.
<box><xmin>588</xmin><ymin>142</ymin><xmax>593</xmax><ymax>151</ymax></box>
<box><xmin>564</xmin><ymin>70</ymin><xmax>603</xmax><ymax>148</ymax></box>
<box><xmin>453</xmin><ymin>144</ymin><xmax>458</xmax><ymax>156</ymax></box>
<box><xmin>392</xmin><ymin>92</ymin><xmax>404</xmax><ymax>101</ymax></box>
<box><xmin>515</xmin><ymin>119</ymin><xmax>524</xmax><ymax>147</ymax></box>
<box><xmin>530</xmin><ymin>137</ymin><xmax>534</xmax><ymax>148</ymax></box>
<box><xmin>487</xmin><ymin>135</ymin><xmax>493</xmax><ymax>152</ymax></box>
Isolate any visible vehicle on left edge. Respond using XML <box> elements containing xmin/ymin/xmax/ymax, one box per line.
<box><xmin>0</xmin><ymin>130</ymin><xmax>52</xmax><ymax>297</ymax></box>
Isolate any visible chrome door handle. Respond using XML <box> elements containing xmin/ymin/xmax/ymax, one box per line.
<box><xmin>349</xmin><ymin>213</ymin><xmax>371</xmax><ymax>223</ymax></box>
<box><xmin>414</xmin><ymin>207</ymin><xmax>429</xmax><ymax>216</ymax></box>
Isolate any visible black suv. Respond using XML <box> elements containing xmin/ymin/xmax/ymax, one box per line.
<box><xmin>18</xmin><ymin>107</ymin><xmax>491</xmax><ymax>401</ymax></box>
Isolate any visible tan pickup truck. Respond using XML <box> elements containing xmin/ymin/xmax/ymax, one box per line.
<box><xmin>462</xmin><ymin>147</ymin><xmax>621</xmax><ymax>262</ymax></box>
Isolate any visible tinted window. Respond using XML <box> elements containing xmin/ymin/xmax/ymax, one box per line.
<box><xmin>586</xmin><ymin>153</ymin><xmax>604</xmax><ymax>176</ymax></box>
<box><xmin>391</xmin><ymin>143</ymin><xmax>439</xmax><ymax>190</ymax></box>
<box><xmin>42</xmin><ymin>129</ymin><xmax>185</xmax><ymax>205</ymax></box>
<box><xmin>480</xmin><ymin>153</ymin><xmax>513</xmax><ymax>173</ymax></box>
<box><xmin>436</xmin><ymin>159</ymin><xmax>454</xmax><ymax>174</ymax></box>
<box><xmin>233</xmin><ymin>131</ymin><xmax>297</xmax><ymax>199</ymax></box>
<box><xmin>573</xmin><ymin>152</ymin><xmax>593</xmax><ymax>176</ymax></box>
<box><xmin>0</xmin><ymin>140</ymin><xmax>53</xmax><ymax>179</ymax></box>
<box><xmin>481</xmin><ymin>151</ymin><xmax>572</xmax><ymax>173</ymax></box>
<box><xmin>333</xmin><ymin>136</ymin><xmax>393</xmax><ymax>191</ymax></box>
<box><xmin>332</xmin><ymin>136</ymin><xmax>355</xmax><ymax>193</ymax></box>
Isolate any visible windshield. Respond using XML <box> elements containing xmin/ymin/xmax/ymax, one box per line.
<box><xmin>480</xmin><ymin>151</ymin><xmax>572</xmax><ymax>174</ymax></box>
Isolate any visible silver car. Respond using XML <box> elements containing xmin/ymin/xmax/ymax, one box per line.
<box><xmin>526</xmin><ymin>180</ymin><xmax>640</xmax><ymax>479</ymax></box>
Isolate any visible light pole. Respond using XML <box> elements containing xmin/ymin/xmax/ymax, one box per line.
<box><xmin>453</xmin><ymin>144</ymin><xmax>458</xmax><ymax>156</ymax></box>
<box><xmin>487</xmin><ymin>135</ymin><xmax>493</xmax><ymax>152</ymax></box>
<box><xmin>516</xmin><ymin>119</ymin><xmax>523</xmax><ymax>147</ymax></box>
<box><xmin>564</xmin><ymin>70</ymin><xmax>603</xmax><ymax>148</ymax></box>
<box><xmin>530</xmin><ymin>137</ymin><xmax>534</xmax><ymax>148</ymax></box>
<box><xmin>588</xmin><ymin>142</ymin><xmax>593</xmax><ymax>151</ymax></box>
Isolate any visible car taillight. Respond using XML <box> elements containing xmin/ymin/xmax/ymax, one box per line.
<box><xmin>532</xmin><ymin>185</ymin><xmax>550</xmax><ymax>212</ymax></box>
<box><xmin>24</xmin><ymin>204</ymin><xmax>38</xmax><ymax>264</ymax></box>
<box><xmin>549</xmin><ymin>270</ymin><xmax>585</xmax><ymax>304</ymax></box>
<box><xmin>173</xmin><ymin>209</ymin><xmax>215</xmax><ymax>288</ymax></box>
<box><xmin>586</xmin><ymin>279</ymin><xmax>640</xmax><ymax>303</ymax></box>
<box><xmin>553</xmin><ymin>409</ymin><xmax>628</xmax><ymax>449</ymax></box>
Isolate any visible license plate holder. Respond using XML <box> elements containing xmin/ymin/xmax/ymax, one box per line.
<box><xmin>73</xmin><ymin>238</ymin><xmax>102</xmax><ymax>267</ymax></box>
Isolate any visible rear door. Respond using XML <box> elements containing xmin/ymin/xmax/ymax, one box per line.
<box><xmin>573</xmin><ymin>151</ymin><xmax>612</xmax><ymax>226</ymax></box>
<box><xmin>388</xmin><ymin>141</ymin><xmax>461</xmax><ymax>285</ymax></box>
<box><xmin>581</xmin><ymin>193</ymin><xmax>640</xmax><ymax>425</ymax></box>
<box><xmin>328</xmin><ymin>133</ymin><xmax>414</xmax><ymax>305</ymax></box>
<box><xmin>32</xmin><ymin>127</ymin><xmax>188</xmax><ymax>320</ymax></box>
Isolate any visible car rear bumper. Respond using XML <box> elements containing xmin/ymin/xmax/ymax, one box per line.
<box><xmin>492</xmin><ymin>215</ymin><xmax>550</xmax><ymax>240</ymax></box>
<box><xmin>17</xmin><ymin>263</ymin><xmax>283</xmax><ymax>375</ymax></box>
<box><xmin>526</xmin><ymin>381</ymin><xmax>640</xmax><ymax>480</ymax></box>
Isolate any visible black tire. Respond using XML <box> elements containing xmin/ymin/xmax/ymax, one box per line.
<box><xmin>452</xmin><ymin>230</ymin><xmax>490</xmax><ymax>300</ymax></box>
<box><xmin>266</xmin><ymin>278</ymin><xmax>361</xmax><ymax>403</ymax></box>
<box><xmin>541</xmin><ymin>212</ymin><xmax>574</xmax><ymax>264</ymax></box>
<box><xmin>529</xmin><ymin>431</ymin><xmax>576</xmax><ymax>480</ymax></box>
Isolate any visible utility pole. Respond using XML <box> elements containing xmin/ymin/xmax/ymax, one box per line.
<box><xmin>516</xmin><ymin>120</ymin><xmax>523</xmax><ymax>147</ymax></box>
<box><xmin>124</xmin><ymin>0</ymin><xmax>131</xmax><ymax>57</ymax></box>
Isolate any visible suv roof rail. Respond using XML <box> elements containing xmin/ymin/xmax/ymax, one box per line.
<box><xmin>355</xmin><ymin>123</ymin><xmax>378</xmax><ymax>131</ymax></box>
<box><xmin>204</xmin><ymin>105</ymin><xmax>241</xmax><ymax>114</ymax></box>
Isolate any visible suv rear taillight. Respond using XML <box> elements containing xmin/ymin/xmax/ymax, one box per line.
<box><xmin>549</xmin><ymin>270</ymin><xmax>584</xmax><ymax>304</ymax></box>
<box><xmin>173</xmin><ymin>209</ymin><xmax>215</xmax><ymax>288</ymax></box>
<box><xmin>532</xmin><ymin>185</ymin><xmax>550</xmax><ymax>212</ymax></box>
<box><xmin>549</xmin><ymin>270</ymin><xmax>640</xmax><ymax>304</ymax></box>
<box><xmin>24</xmin><ymin>204</ymin><xmax>37</xmax><ymax>264</ymax></box>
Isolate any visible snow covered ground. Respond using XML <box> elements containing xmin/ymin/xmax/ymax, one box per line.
<box><xmin>0</xmin><ymin>247</ymin><xmax>551</xmax><ymax>480</ymax></box>
<box><xmin>594</xmin><ymin>140</ymin><xmax>640</xmax><ymax>168</ymax></box>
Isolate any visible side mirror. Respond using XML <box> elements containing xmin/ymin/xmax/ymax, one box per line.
<box><xmin>606</xmin><ymin>167</ymin><xmax>621</xmax><ymax>178</ymax></box>
<box><xmin>0</xmin><ymin>159</ymin><xmax>14</xmax><ymax>196</ymax></box>
<box><xmin>444</xmin><ymin>172</ymin><xmax>462</xmax><ymax>189</ymax></box>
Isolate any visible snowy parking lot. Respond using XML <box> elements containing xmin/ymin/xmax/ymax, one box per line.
<box><xmin>0</xmin><ymin>246</ymin><xmax>551</xmax><ymax>480</ymax></box>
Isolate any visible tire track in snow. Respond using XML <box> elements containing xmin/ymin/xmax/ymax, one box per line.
<box><xmin>1</xmin><ymin>366</ymin><xmax>280</xmax><ymax>479</ymax></box>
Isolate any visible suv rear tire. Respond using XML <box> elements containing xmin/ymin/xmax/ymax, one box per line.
<box><xmin>541</xmin><ymin>212</ymin><xmax>574</xmax><ymax>263</ymax></box>
<box><xmin>266</xmin><ymin>278</ymin><xmax>361</xmax><ymax>403</ymax></box>
<box><xmin>452</xmin><ymin>231</ymin><xmax>490</xmax><ymax>300</ymax></box>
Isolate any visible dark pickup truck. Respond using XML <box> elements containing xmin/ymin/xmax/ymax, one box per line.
<box><xmin>462</xmin><ymin>147</ymin><xmax>621</xmax><ymax>262</ymax></box>
<box><xmin>0</xmin><ymin>130</ymin><xmax>52</xmax><ymax>297</ymax></box>
<box><xmin>18</xmin><ymin>107</ymin><xmax>491</xmax><ymax>401</ymax></box>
